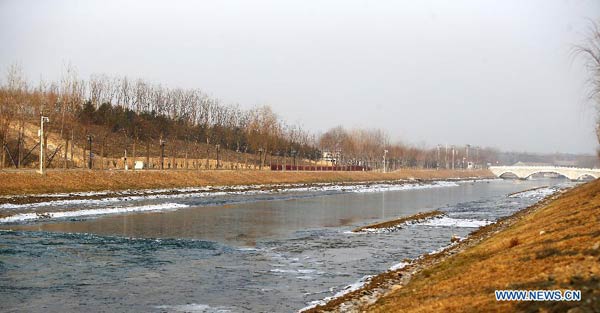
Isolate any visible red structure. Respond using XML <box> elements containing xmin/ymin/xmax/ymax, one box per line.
<box><xmin>270</xmin><ymin>164</ymin><xmax>370</xmax><ymax>171</ymax></box>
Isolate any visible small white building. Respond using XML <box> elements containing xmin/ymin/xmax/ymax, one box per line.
<box><xmin>321</xmin><ymin>150</ymin><xmax>341</xmax><ymax>163</ymax></box>
<box><xmin>134</xmin><ymin>161</ymin><xmax>144</xmax><ymax>170</ymax></box>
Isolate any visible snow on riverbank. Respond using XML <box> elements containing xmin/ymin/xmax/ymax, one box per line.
<box><xmin>299</xmin><ymin>261</ymin><xmax>411</xmax><ymax>312</ymax></box>
<box><xmin>508</xmin><ymin>186</ymin><xmax>557</xmax><ymax>199</ymax></box>
<box><xmin>0</xmin><ymin>180</ymin><xmax>462</xmax><ymax>211</ymax></box>
<box><xmin>417</xmin><ymin>216</ymin><xmax>493</xmax><ymax>228</ymax></box>
<box><xmin>299</xmin><ymin>274</ymin><xmax>374</xmax><ymax>312</ymax></box>
<box><xmin>0</xmin><ymin>203</ymin><xmax>189</xmax><ymax>223</ymax></box>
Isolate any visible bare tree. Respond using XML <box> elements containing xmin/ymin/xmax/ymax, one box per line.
<box><xmin>0</xmin><ymin>69</ymin><xmax>18</xmax><ymax>168</ymax></box>
<box><xmin>575</xmin><ymin>21</ymin><xmax>600</xmax><ymax>147</ymax></box>
<box><xmin>4</xmin><ymin>63</ymin><xmax>28</xmax><ymax>168</ymax></box>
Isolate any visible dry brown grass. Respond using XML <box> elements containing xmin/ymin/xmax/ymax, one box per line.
<box><xmin>366</xmin><ymin>179</ymin><xmax>600</xmax><ymax>312</ymax></box>
<box><xmin>0</xmin><ymin>169</ymin><xmax>493</xmax><ymax>196</ymax></box>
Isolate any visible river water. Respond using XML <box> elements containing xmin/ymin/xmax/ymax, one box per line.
<box><xmin>0</xmin><ymin>178</ymin><xmax>573</xmax><ymax>312</ymax></box>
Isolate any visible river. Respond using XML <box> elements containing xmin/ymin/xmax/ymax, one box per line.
<box><xmin>0</xmin><ymin>178</ymin><xmax>573</xmax><ymax>312</ymax></box>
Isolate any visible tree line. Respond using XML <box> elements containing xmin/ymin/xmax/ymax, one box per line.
<box><xmin>317</xmin><ymin>126</ymin><xmax>498</xmax><ymax>170</ymax></box>
<box><xmin>0</xmin><ymin>63</ymin><xmax>498</xmax><ymax>170</ymax></box>
<box><xmin>0</xmin><ymin>64</ymin><xmax>321</xmax><ymax>169</ymax></box>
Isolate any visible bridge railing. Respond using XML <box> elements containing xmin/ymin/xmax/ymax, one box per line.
<box><xmin>489</xmin><ymin>166</ymin><xmax>599</xmax><ymax>171</ymax></box>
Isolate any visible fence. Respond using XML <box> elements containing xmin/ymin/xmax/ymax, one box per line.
<box><xmin>270</xmin><ymin>164</ymin><xmax>370</xmax><ymax>171</ymax></box>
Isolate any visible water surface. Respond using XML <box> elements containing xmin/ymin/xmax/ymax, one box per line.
<box><xmin>0</xmin><ymin>178</ymin><xmax>571</xmax><ymax>312</ymax></box>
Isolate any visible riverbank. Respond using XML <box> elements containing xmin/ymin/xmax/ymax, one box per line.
<box><xmin>0</xmin><ymin>169</ymin><xmax>493</xmax><ymax>196</ymax></box>
<box><xmin>308</xmin><ymin>179</ymin><xmax>599</xmax><ymax>312</ymax></box>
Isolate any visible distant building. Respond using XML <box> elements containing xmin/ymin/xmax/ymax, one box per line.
<box><xmin>512</xmin><ymin>161</ymin><xmax>552</xmax><ymax>167</ymax></box>
<box><xmin>134</xmin><ymin>161</ymin><xmax>144</xmax><ymax>170</ymax></box>
<box><xmin>512</xmin><ymin>161</ymin><xmax>578</xmax><ymax>168</ymax></box>
<box><xmin>554</xmin><ymin>160</ymin><xmax>577</xmax><ymax>167</ymax></box>
<box><xmin>321</xmin><ymin>150</ymin><xmax>341</xmax><ymax>164</ymax></box>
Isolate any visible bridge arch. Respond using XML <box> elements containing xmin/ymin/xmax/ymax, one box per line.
<box><xmin>497</xmin><ymin>171</ymin><xmax>519</xmax><ymax>179</ymax></box>
<box><xmin>522</xmin><ymin>171</ymin><xmax>568</xmax><ymax>180</ymax></box>
<box><xmin>576</xmin><ymin>173</ymin><xmax>597</xmax><ymax>180</ymax></box>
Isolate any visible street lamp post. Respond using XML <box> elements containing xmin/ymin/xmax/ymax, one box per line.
<box><xmin>258</xmin><ymin>148</ymin><xmax>264</xmax><ymax>170</ymax></box>
<box><xmin>87</xmin><ymin>135</ymin><xmax>93</xmax><ymax>169</ymax></box>
<box><xmin>160</xmin><ymin>139</ymin><xmax>166</xmax><ymax>170</ymax></box>
<box><xmin>451</xmin><ymin>145</ymin><xmax>455</xmax><ymax>170</ymax></box>
<box><xmin>216</xmin><ymin>144</ymin><xmax>220</xmax><ymax>169</ymax></box>
<box><xmin>436</xmin><ymin>144</ymin><xmax>441</xmax><ymax>170</ymax></box>
<box><xmin>38</xmin><ymin>116</ymin><xmax>49</xmax><ymax>174</ymax></box>
<box><xmin>283</xmin><ymin>149</ymin><xmax>287</xmax><ymax>171</ymax></box>
<box><xmin>383</xmin><ymin>149</ymin><xmax>388</xmax><ymax>173</ymax></box>
<box><xmin>466</xmin><ymin>144</ymin><xmax>470</xmax><ymax>169</ymax></box>
<box><xmin>445</xmin><ymin>144</ymin><xmax>449</xmax><ymax>169</ymax></box>
<box><xmin>123</xmin><ymin>130</ymin><xmax>128</xmax><ymax>171</ymax></box>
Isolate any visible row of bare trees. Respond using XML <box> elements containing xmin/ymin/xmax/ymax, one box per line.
<box><xmin>318</xmin><ymin>126</ymin><xmax>499</xmax><ymax>170</ymax></box>
<box><xmin>81</xmin><ymin>70</ymin><xmax>320</xmax><ymax>162</ymax></box>
<box><xmin>0</xmin><ymin>64</ymin><xmax>320</xmax><ymax>169</ymax></box>
<box><xmin>0</xmin><ymin>63</ymin><xmax>499</xmax><ymax>171</ymax></box>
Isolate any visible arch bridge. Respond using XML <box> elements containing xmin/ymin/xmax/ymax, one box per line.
<box><xmin>489</xmin><ymin>166</ymin><xmax>600</xmax><ymax>180</ymax></box>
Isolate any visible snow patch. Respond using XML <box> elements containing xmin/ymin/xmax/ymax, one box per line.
<box><xmin>0</xmin><ymin>203</ymin><xmax>189</xmax><ymax>223</ymax></box>
<box><xmin>353</xmin><ymin>212</ymin><xmax>444</xmax><ymax>234</ymax></box>
<box><xmin>0</xmin><ymin>180</ymin><xmax>462</xmax><ymax>210</ymax></box>
<box><xmin>155</xmin><ymin>303</ymin><xmax>231</xmax><ymax>313</ymax></box>
<box><xmin>299</xmin><ymin>275</ymin><xmax>373</xmax><ymax>312</ymax></box>
<box><xmin>270</xmin><ymin>268</ymin><xmax>320</xmax><ymax>275</ymax></box>
<box><xmin>417</xmin><ymin>216</ymin><xmax>492</xmax><ymax>228</ymax></box>
<box><xmin>389</xmin><ymin>261</ymin><xmax>409</xmax><ymax>271</ymax></box>
<box><xmin>346</xmin><ymin>181</ymin><xmax>459</xmax><ymax>193</ymax></box>
<box><xmin>508</xmin><ymin>187</ymin><xmax>556</xmax><ymax>199</ymax></box>
<box><xmin>426</xmin><ymin>240</ymin><xmax>463</xmax><ymax>256</ymax></box>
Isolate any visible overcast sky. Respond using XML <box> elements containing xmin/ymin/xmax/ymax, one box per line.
<box><xmin>1</xmin><ymin>0</ymin><xmax>600</xmax><ymax>154</ymax></box>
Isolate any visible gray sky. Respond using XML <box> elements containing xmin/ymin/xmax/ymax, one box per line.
<box><xmin>1</xmin><ymin>0</ymin><xmax>600</xmax><ymax>154</ymax></box>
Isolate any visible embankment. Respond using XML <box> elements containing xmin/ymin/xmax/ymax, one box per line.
<box><xmin>311</xmin><ymin>179</ymin><xmax>600</xmax><ymax>312</ymax></box>
<box><xmin>0</xmin><ymin>169</ymin><xmax>493</xmax><ymax>196</ymax></box>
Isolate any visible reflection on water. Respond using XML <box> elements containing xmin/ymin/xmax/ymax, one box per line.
<box><xmin>0</xmin><ymin>179</ymin><xmax>573</xmax><ymax>312</ymax></box>
<box><xmin>7</xmin><ymin>179</ymin><xmax>558</xmax><ymax>245</ymax></box>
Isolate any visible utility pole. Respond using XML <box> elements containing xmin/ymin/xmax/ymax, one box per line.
<box><xmin>258</xmin><ymin>148</ymin><xmax>264</xmax><ymax>170</ymax></box>
<box><xmin>216</xmin><ymin>144</ymin><xmax>220</xmax><ymax>169</ymax></box>
<box><xmin>445</xmin><ymin>144</ymin><xmax>449</xmax><ymax>169</ymax></box>
<box><xmin>160</xmin><ymin>139</ymin><xmax>166</xmax><ymax>170</ymax></box>
<box><xmin>283</xmin><ymin>149</ymin><xmax>287</xmax><ymax>171</ymax></box>
<box><xmin>38</xmin><ymin>116</ymin><xmax>49</xmax><ymax>174</ymax></box>
<box><xmin>383</xmin><ymin>149</ymin><xmax>388</xmax><ymax>173</ymax></box>
<box><xmin>123</xmin><ymin>130</ymin><xmax>128</xmax><ymax>171</ymax></box>
<box><xmin>466</xmin><ymin>144</ymin><xmax>470</xmax><ymax>169</ymax></box>
<box><xmin>87</xmin><ymin>135</ymin><xmax>93</xmax><ymax>169</ymax></box>
<box><xmin>436</xmin><ymin>144</ymin><xmax>441</xmax><ymax>170</ymax></box>
<box><xmin>451</xmin><ymin>145</ymin><xmax>455</xmax><ymax>170</ymax></box>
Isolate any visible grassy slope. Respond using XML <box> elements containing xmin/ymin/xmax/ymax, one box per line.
<box><xmin>0</xmin><ymin>169</ymin><xmax>492</xmax><ymax>196</ymax></box>
<box><xmin>369</xmin><ymin>180</ymin><xmax>600</xmax><ymax>312</ymax></box>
